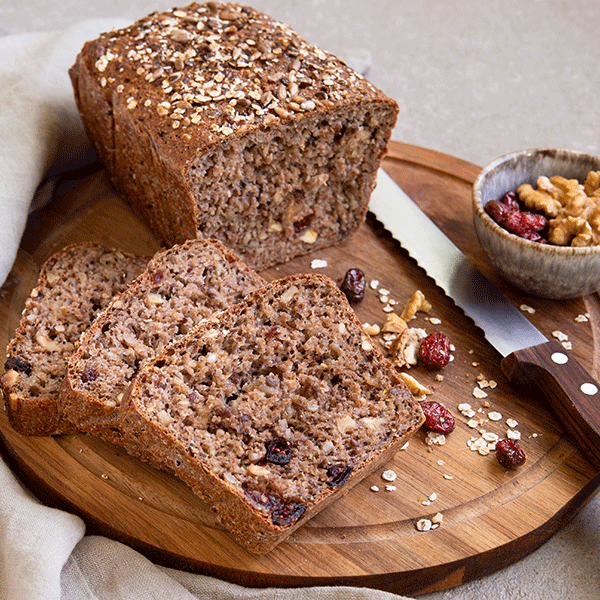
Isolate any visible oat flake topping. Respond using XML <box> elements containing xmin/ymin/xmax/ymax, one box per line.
<box><xmin>91</xmin><ymin>2</ymin><xmax>376</xmax><ymax>141</ymax></box>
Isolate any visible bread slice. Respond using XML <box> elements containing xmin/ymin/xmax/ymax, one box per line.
<box><xmin>119</xmin><ymin>274</ymin><xmax>424</xmax><ymax>554</ymax></box>
<box><xmin>60</xmin><ymin>238</ymin><xmax>265</xmax><ymax>444</ymax></box>
<box><xmin>1</xmin><ymin>243</ymin><xmax>148</xmax><ymax>436</ymax></box>
<box><xmin>69</xmin><ymin>2</ymin><xmax>399</xmax><ymax>270</ymax></box>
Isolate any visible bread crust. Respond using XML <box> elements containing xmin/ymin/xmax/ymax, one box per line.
<box><xmin>69</xmin><ymin>2</ymin><xmax>399</xmax><ymax>270</ymax></box>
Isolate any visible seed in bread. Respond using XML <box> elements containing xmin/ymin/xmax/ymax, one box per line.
<box><xmin>1</xmin><ymin>243</ymin><xmax>148</xmax><ymax>436</ymax></box>
<box><xmin>119</xmin><ymin>274</ymin><xmax>424</xmax><ymax>554</ymax></box>
<box><xmin>60</xmin><ymin>238</ymin><xmax>265</xmax><ymax>444</ymax></box>
<box><xmin>69</xmin><ymin>2</ymin><xmax>399</xmax><ymax>270</ymax></box>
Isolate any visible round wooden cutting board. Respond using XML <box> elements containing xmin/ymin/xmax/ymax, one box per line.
<box><xmin>1</xmin><ymin>142</ymin><xmax>599</xmax><ymax>596</ymax></box>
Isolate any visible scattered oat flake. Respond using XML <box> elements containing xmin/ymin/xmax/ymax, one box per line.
<box><xmin>489</xmin><ymin>380</ymin><xmax>498</xmax><ymax>389</ymax></box>
<box><xmin>507</xmin><ymin>429</ymin><xmax>522</xmax><ymax>440</ymax></box>
<box><xmin>520</xmin><ymin>304</ymin><xmax>536</xmax><ymax>314</ymax></box>
<box><xmin>370</xmin><ymin>485</ymin><xmax>380</xmax><ymax>492</ymax></box>
<box><xmin>429</xmin><ymin>317</ymin><xmax>442</xmax><ymax>325</ymax></box>
<box><xmin>385</xmin><ymin>485</ymin><xmax>397</xmax><ymax>492</ymax></box>
<box><xmin>482</xmin><ymin>432</ymin><xmax>499</xmax><ymax>443</ymax></box>
<box><xmin>429</xmin><ymin>492</ymin><xmax>437</xmax><ymax>502</ymax></box>
<box><xmin>310</xmin><ymin>259</ymin><xmax>328</xmax><ymax>269</ymax></box>
<box><xmin>400</xmin><ymin>441</ymin><xmax>410</xmax><ymax>451</ymax></box>
<box><xmin>437</xmin><ymin>459</ymin><xmax>445</xmax><ymax>466</ymax></box>
<box><xmin>473</xmin><ymin>387</ymin><xmax>488</xmax><ymax>399</ymax></box>
<box><xmin>416</xmin><ymin>519</ymin><xmax>432</xmax><ymax>532</ymax></box>
<box><xmin>575</xmin><ymin>313</ymin><xmax>589</xmax><ymax>323</ymax></box>
<box><xmin>488</xmin><ymin>411</ymin><xmax>503</xmax><ymax>421</ymax></box>
<box><xmin>506</xmin><ymin>418</ymin><xmax>519</xmax><ymax>428</ymax></box>
<box><xmin>552</xmin><ymin>330</ymin><xmax>569</xmax><ymax>342</ymax></box>
<box><xmin>443</xmin><ymin>474</ymin><xmax>454</xmax><ymax>480</ymax></box>
<box><xmin>379</xmin><ymin>288</ymin><xmax>390</xmax><ymax>296</ymax></box>
<box><xmin>370</xmin><ymin>279</ymin><xmax>379</xmax><ymax>290</ymax></box>
<box><xmin>562</xmin><ymin>341</ymin><xmax>573</xmax><ymax>350</ymax></box>
<box><xmin>422</xmin><ymin>499</ymin><xmax>431</xmax><ymax>506</ymax></box>
<box><xmin>382</xmin><ymin>469</ymin><xmax>397</xmax><ymax>482</ymax></box>
<box><xmin>426</xmin><ymin>431</ymin><xmax>446</xmax><ymax>446</ymax></box>
<box><xmin>467</xmin><ymin>419</ymin><xmax>480</xmax><ymax>429</ymax></box>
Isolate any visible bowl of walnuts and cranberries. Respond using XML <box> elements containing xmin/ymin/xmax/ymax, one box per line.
<box><xmin>472</xmin><ymin>148</ymin><xmax>600</xmax><ymax>299</ymax></box>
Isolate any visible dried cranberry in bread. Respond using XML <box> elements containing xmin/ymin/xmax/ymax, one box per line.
<box><xmin>60</xmin><ymin>238</ymin><xmax>265</xmax><ymax>444</ymax></box>
<box><xmin>69</xmin><ymin>2</ymin><xmax>399</xmax><ymax>270</ymax></box>
<box><xmin>1</xmin><ymin>243</ymin><xmax>148</xmax><ymax>436</ymax></box>
<box><xmin>119</xmin><ymin>274</ymin><xmax>424</xmax><ymax>554</ymax></box>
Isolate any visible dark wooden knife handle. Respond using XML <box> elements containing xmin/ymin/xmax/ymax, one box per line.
<box><xmin>501</xmin><ymin>340</ymin><xmax>600</xmax><ymax>470</ymax></box>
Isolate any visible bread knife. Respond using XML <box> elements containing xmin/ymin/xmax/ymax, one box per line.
<box><xmin>369</xmin><ymin>168</ymin><xmax>600</xmax><ymax>470</ymax></box>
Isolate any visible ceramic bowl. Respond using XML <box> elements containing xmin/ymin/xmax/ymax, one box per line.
<box><xmin>472</xmin><ymin>148</ymin><xmax>600</xmax><ymax>300</ymax></box>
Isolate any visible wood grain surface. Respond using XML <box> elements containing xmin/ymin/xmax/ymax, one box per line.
<box><xmin>1</xmin><ymin>142</ymin><xmax>600</xmax><ymax>596</ymax></box>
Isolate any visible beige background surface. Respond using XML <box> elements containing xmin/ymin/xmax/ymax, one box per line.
<box><xmin>2</xmin><ymin>1</ymin><xmax>600</xmax><ymax>599</ymax></box>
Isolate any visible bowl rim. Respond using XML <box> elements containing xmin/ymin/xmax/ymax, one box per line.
<box><xmin>472</xmin><ymin>147</ymin><xmax>600</xmax><ymax>257</ymax></box>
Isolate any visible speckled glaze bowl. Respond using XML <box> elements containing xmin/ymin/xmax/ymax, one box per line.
<box><xmin>472</xmin><ymin>148</ymin><xmax>600</xmax><ymax>299</ymax></box>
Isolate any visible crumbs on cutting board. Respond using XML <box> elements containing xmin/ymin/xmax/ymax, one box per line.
<box><xmin>340</xmin><ymin>266</ymin><xmax>591</xmax><ymax>532</ymax></box>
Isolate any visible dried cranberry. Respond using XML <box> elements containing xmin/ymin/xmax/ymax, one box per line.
<box><xmin>340</xmin><ymin>268</ymin><xmax>366</xmax><ymax>303</ymax></box>
<box><xmin>265</xmin><ymin>437</ymin><xmax>293</xmax><ymax>465</ymax></box>
<box><xmin>293</xmin><ymin>214</ymin><xmax>313</xmax><ymax>233</ymax></box>
<box><xmin>501</xmin><ymin>191</ymin><xmax>520</xmax><ymax>212</ymax></box>
<box><xmin>485</xmin><ymin>199</ymin><xmax>513</xmax><ymax>225</ymax></box>
<box><xmin>264</xmin><ymin>326</ymin><xmax>279</xmax><ymax>339</ymax></box>
<box><xmin>485</xmin><ymin>193</ymin><xmax>548</xmax><ymax>243</ymax></box>
<box><xmin>419</xmin><ymin>333</ymin><xmax>451</xmax><ymax>369</ymax></box>
<box><xmin>150</xmin><ymin>270</ymin><xmax>164</xmax><ymax>285</ymax></box>
<box><xmin>272</xmin><ymin>501</ymin><xmax>306</xmax><ymax>527</ymax></box>
<box><xmin>496</xmin><ymin>439</ymin><xmax>526</xmax><ymax>469</ymax></box>
<box><xmin>245</xmin><ymin>489</ymin><xmax>284</xmax><ymax>511</ymax></box>
<box><xmin>326</xmin><ymin>464</ymin><xmax>352</xmax><ymax>487</ymax></box>
<box><xmin>80</xmin><ymin>366</ymin><xmax>99</xmax><ymax>383</ymax></box>
<box><xmin>4</xmin><ymin>357</ymin><xmax>32</xmax><ymax>375</ymax></box>
<box><xmin>503</xmin><ymin>210</ymin><xmax>547</xmax><ymax>237</ymax></box>
<box><xmin>421</xmin><ymin>401</ymin><xmax>455</xmax><ymax>434</ymax></box>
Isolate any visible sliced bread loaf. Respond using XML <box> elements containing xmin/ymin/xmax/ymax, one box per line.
<box><xmin>1</xmin><ymin>243</ymin><xmax>148</xmax><ymax>436</ymax></box>
<box><xmin>119</xmin><ymin>273</ymin><xmax>424</xmax><ymax>554</ymax></box>
<box><xmin>69</xmin><ymin>2</ymin><xmax>399</xmax><ymax>270</ymax></box>
<box><xmin>60</xmin><ymin>238</ymin><xmax>265</xmax><ymax>444</ymax></box>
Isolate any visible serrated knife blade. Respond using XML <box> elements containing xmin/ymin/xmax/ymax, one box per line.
<box><xmin>370</xmin><ymin>168</ymin><xmax>600</xmax><ymax>470</ymax></box>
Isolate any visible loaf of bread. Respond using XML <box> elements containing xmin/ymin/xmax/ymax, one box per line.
<box><xmin>69</xmin><ymin>2</ymin><xmax>399</xmax><ymax>270</ymax></box>
<box><xmin>119</xmin><ymin>273</ymin><xmax>424</xmax><ymax>554</ymax></box>
<box><xmin>1</xmin><ymin>243</ymin><xmax>148</xmax><ymax>436</ymax></box>
<box><xmin>60</xmin><ymin>238</ymin><xmax>265</xmax><ymax>444</ymax></box>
